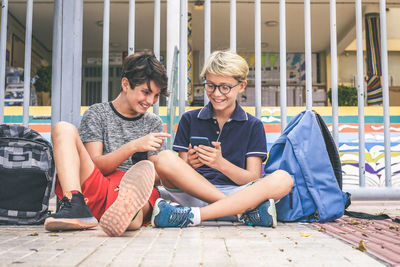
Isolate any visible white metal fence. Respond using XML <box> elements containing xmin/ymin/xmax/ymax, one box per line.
<box><xmin>0</xmin><ymin>0</ymin><xmax>399</xmax><ymax>200</ymax></box>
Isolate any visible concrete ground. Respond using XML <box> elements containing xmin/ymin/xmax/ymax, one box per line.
<box><xmin>0</xmin><ymin>201</ymin><xmax>398</xmax><ymax>267</ymax></box>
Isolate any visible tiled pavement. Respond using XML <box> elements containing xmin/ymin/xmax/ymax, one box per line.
<box><xmin>0</xmin><ymin>222</ymin><xmax>387</xmax><ymax>266</ymax></box>
<box><xmin>0</xmin><ymin>201</ymin><xmax>398</xmax><ymax>266</ymax></box>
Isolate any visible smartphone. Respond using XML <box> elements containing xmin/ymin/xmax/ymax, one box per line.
<box><xmin>190</xmin><ymin>136</ymin><xmax>211</xmax><ymax>147</ymax></box>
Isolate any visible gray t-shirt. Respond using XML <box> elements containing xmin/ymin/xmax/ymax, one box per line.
<box><xmin>79</xmin><ymin>102</ymin><xmax>165</xmax><ymax>172</ymax></box>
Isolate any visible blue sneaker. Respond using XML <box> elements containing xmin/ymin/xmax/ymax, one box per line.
<box><xmin>239</xmin><ymin>199</ymin><xmax>277</xmax><ymax>228</ymax></box>
<box><xmin>151</xmin><ymin>198</ymin><xmax>195</xmax><ymax>228</ymax></box>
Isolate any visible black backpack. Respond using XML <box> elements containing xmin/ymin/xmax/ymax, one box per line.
<box><xmin>0</xmin><ymin>124</ymin><xmax>55</xmax><ymax>225</ymax></box>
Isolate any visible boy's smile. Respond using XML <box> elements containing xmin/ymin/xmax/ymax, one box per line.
<box><xmin>115</xmin><ymin>78</ymin><xmax>161</xmax><ymax>118</ymax></box>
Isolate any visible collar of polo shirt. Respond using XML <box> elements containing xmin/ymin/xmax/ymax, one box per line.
<box><xmin>197</xmin><ymin>101</ymin><xmax>248</xmax><ymax>121</ymax></box>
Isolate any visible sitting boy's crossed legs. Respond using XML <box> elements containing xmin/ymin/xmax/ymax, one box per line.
<box><xmin>44</xmin><ymin>122</ymin><xmax>158</xmax><ymax>237</ymax></box>
<box><xmin>152</xmin><ymin>150</ymin><xmax>293</xmax><ymax>228</ymax></box>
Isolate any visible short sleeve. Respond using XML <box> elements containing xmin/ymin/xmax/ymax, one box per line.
<box><xmin>172</xmin><ymin>112</ymin><xmax>191</xmax><ymax>152</ymax></box>
<box><xmin>79</xmin><ymin>105</ymin><xmax>104</xmax><ymax>143</ymax></box>
<box><xmin>246</xmin><ymin>120</ymin><xmax>268</xmax><ymax>161</ymax></box>
<box><xmin>148</xmin><ymin>115</ymin><xmax>166</xmax><ymax>157</ymax></box>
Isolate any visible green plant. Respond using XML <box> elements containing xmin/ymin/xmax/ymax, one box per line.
<box><xmin>327</xmin><ymin>85</ymin><xmax>358</xmax><ymax>106</ymax></box>
<box><xmin>34</xmin><ymin>66</ymin><xmax>52</xmax><ymax>93</ymax></box>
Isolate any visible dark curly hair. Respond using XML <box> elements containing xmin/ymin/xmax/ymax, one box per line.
<box><xmin>122</xmin><ymin>51</ymin><xmax>169</xmax><ymax>96</ymax></box>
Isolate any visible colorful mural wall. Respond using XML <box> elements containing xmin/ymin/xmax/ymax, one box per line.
<box><xmin>6</xmin><ymin>106</ymin><xmax>400</xmax><ymax>188</ymax></box>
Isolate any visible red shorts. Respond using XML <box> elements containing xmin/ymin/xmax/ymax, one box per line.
<box><xmin>55</xmin><ymin>166</ymin><xmax>159</xmax><ymax>223</ymax></box>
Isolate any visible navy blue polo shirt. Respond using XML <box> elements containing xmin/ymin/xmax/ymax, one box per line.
<box><xmin>173</xmin><ymin>102</ymin><xmax>267</xmax><ymax>186</ymax></box>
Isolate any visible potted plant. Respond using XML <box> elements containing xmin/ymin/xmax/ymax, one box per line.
<box><xmin>34</xmin><ymin>66</ymin><xmax>52</xmax><ymax>106</ymax></box>
<box><xmin>327</xmin><ymin>85</ymin><xmax>358</xmax><ymax>106</ymax></box>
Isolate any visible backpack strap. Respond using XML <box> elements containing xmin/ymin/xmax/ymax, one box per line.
<box><xmin>313</xmin><ymin>111</ymin><xmax>343</xmax><ymax>189</ymax></box>
<box><xmin>344</xmin><ymin>193</ymin><xmax>399</xmax><ymax>222</ymax></box>
<box><xmin>344</xmin><ymin>210</ymin><xmax>394</xmax><ymax>220</ymax></box>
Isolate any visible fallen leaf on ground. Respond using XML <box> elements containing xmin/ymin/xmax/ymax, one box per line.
<box><xmin>362</xmin><ymin>233</ymin><xmax>368</xmax><ymax>237</ymax></box>
<box><xmin>28</xmin><ymin>232</ymin><xmax>38</xmax><ymax>236</ymax></box>
<box><xmin>318</xmin><ymin>227</ymin><xmax>326</xmax><ymax>232</ymax></box>
<box><xmin>279</xmin><ymin>248</ymin><xmax>284</xmax><ymax>252</ymax></box>
<box><xmin>300</xmin><ymin>233</ymin><xmax>311</xmax><ymax>237</ymax></box>
<box><xmin>354</xmin><ymin>240</ymin><xmax>367</xmax><ymax>252</ymax></box>
<box><xmin>375</xmin><ymin>227</ymin><xmax>382</xmax><ymax>231</ymax></box>
<box><xmin>349</xmin><ymin>220</ymin><xmax>360</xmax><ymax>225</ymax></box>
<box><xmin>389</xmin><ymin>225</ymin><xmax>399</xmax><ymax>231</ymax></box>
<box><xmin>49</xmin><ymin>233</ymin><xmax>59</xmax><ymax>236</ymax></box>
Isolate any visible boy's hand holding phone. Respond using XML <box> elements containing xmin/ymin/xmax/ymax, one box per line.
<box><xmin>187</xmin><ymin>144</ymin><xmax>203</xmax><ymax>169</ymax></box>
<box><xmin>194</xmin><ymin>141</ymin><xmax>224</xmax><ymax>170</ymax></box>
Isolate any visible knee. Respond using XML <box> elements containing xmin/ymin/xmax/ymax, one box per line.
<box><xmin>153</xmin><ymin>150</ymin><xmax>180</xmax><ymax>174</ymax></box>
<box><xmin>51</xmin><ymin>121</ymin><xmax>78</xmax><ymax>142</ymax></box>
<box><xmin>273</xmin><ymin>169</ymin><xmax>294</xmax><ymax>191</ymax></box>
<box><xmin>156</xmin><ymin>150</ymin><xmax>177</xmax><ymax>164</ymax></box>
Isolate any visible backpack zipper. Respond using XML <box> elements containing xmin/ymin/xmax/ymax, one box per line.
<box><xmin>0</xmin><ymin>137</ymin><xmax>51</xmax><ymax>149</ymax></box>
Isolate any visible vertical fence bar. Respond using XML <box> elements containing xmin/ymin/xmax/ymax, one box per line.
<box><xmin>304</xmin><ymin>0</ymin><xmax>312</xmax><ymax>110</ymax></box>
<box><xmin>128</xmin><ymin>0</ymin><xmax>135</xmax><ymax>55</ymax></box>
<box><xmin>329</xmin><ymin>0</ymin><xmax>339</xmax><ymax>147</ymax></box>
<box><xmin>179</xmin><ymin>0</ymin><xmax>187</xmax><ymax>118</ymax></box>
<box><xmin>254</xmin><ymin>0</ymin><xmax>261</xmax><ymax>119</ymax></box>
<box><xmin>0</xmin><ymin>0</ymin><xmax>8</xmax><ymax>124</ymax></box>
<box><xmin>72</xmin><ymin>0</ymin><xmax>83</xmax><ymax>127</ymax></box>
<box><xmin>203</xmin><ymin>0</ymin><xmax>210</xmax><ymax>105</ymax></box>
<box><xmin>51</xmin><ymin>0</ymin><xmax>62</xmax><ymax>127</ymax></box>
<box><xmin>23</xmin><ymin>0</ymin><xmax>33</xmax><ymax>127</ymax></box>
<box><xmin>356</xmin><ymin>0</ymin><xmax>365</xmax><ymax>186</ymax></box>
<box><xmin>60</xmin><ymin>0</ymin><xmax>74</xmax><ymax>123</ymax></box>
<box><xmin>102</xmin><ymin>0</ymin><xmax>110</xmax><ymax>103</ymax></box>
<box><xmin>153</xmin><ymin>0</ymin><xmax>160</xmax><ymax>115</ymax></box>
<box><xmin>279</xmin><ymin>0</ymin><xmax>287</xmax><ymax>131</ymax></box>
<box><xmin>230</xmin><ymin>0</ymin><xmax>236</xmax><ymax>52</ymax></box>
<box><xmin>379</xmin><ymin>0</ymin><xmax>391</xmax><ymax>187</ymax></box>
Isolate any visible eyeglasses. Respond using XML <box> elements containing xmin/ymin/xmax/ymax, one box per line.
<box><xmin>203</xmin><ymin>81</ymin><xmax>242</xmax><ymax>95</ymax></box>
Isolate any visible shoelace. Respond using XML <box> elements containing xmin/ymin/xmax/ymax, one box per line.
<box><xmin>239</xmin><ymin>208</ymin><xmax>261</xmax><ymax>225</ymax></box>
<box><xmin>169</xmin><ymin>207</ymin><xmax>193</xmax><ymax>228</ymax></box>
<box><xmin>58</xmin><ymin>196</ymin><xmax>72</xmax><ymax>211</ymax></box>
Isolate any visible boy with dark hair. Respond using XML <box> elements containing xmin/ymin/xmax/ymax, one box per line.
<box><xmin>44</xmin><ymin>51</ymin><xmax>170</xmax><ymax>237</ymax></box>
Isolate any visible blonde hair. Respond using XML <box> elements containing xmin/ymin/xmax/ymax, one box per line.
<box><xmin>200</xmin><ymin>50</ymin><xmax>249</xmax><ymax>82</ymax></box>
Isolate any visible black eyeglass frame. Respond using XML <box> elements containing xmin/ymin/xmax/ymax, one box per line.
<box><xmin>203</xmin><ymin>81</ymin><xmax>242</xmax><ymax>95</ymax></box>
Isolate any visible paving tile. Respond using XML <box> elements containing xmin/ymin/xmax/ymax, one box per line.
<box><xmin>0</xmin><ymin>214</ymin><xmax>391</xmax><ymax>266</ymax></box>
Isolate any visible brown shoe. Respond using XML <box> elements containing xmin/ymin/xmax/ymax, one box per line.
<box><xmin>100</xmin><ymin>160</ymin><xmax>155</xmax><ymax>237</ymax></box>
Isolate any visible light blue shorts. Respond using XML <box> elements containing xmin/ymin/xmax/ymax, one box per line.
<box><xmin>160</xmin><ymin>181</ymin><xmax>257</xmax><ymax>221</ymax></box>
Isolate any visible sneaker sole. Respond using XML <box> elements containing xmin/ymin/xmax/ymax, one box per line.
<box><xmin>150</xmin><ymin>198</ymin><xmax>162</xmax><ymax>227</ymax></box>
<box><xmin>99</xmin><ymin>160</ymin><xmax>155</xmax><ymax>237</ymax></box>
<box><xmin>44</xmin><ymin>217</ymin><xmax>98</xmax><ymax>231</ymax></box>
<box><xmin>267</xmin><ymin>199</ymin><xmax>277</xmax><ymax>228</ymax></box>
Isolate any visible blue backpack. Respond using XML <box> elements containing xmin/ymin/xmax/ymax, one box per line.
<box><xmin>264</xmin><ymin>110</ymin><xmax>349</xmax><ymax>223</ymax></box>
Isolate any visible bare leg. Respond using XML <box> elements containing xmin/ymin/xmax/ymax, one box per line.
<box><xmin>151</xmin><ymin>150</ymin><xmax>226</xmax><ymax>203</ymax></box>
<box><xmin>199</xmin><ymin>170</ymin><xmax>293</xmax><ymax>221</ymax></box>
<box><xmin>51</xmin><ymin>121</ymin><xmax>95</xmax><ymax>194</ymax></box>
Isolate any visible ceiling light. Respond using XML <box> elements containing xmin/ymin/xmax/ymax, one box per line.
<box><xmin>194</xmin><ymin>0</ymin><xmax>204</xmax><ymax>10</ymax></box>
<box><xmin>264</xmin><ymin>20</ymin><xmax>278</xmax><ymax>27</ymax></box>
